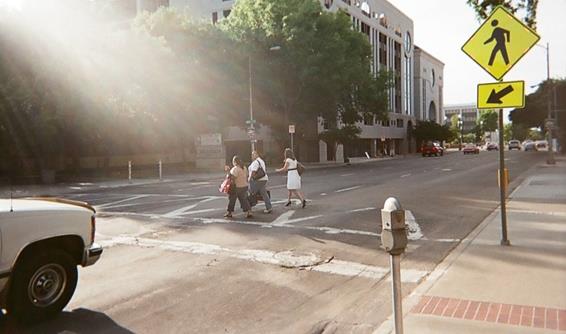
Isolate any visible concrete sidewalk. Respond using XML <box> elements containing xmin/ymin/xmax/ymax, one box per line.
<box><xmin>377</xmin><ymin>158</ymin><xmax>566</xmax><ymax>333</ymax></box>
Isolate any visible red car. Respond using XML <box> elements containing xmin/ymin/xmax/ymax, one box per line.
<box><xmin>463</xmin><ymin>143</ymin><xmax>480</xmax><ymax>154</ymax></box>
<box><xmin>421</xmin><ymin>142</ymin><xmax>444</xmax><ymax>157</ymax></box>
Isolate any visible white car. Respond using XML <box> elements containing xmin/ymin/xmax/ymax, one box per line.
<box><xmin>0</xmin><ymin>197</ymin><xmax>102</xmax><ymax>323</ymax></box>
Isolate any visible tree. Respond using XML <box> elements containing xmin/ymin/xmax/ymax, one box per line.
<box><xmin>478</xmin><ymin>109</ymin><xmax>498</xmax><ymax>132</ymax></box>
<box><xmin>509</xmin><ymin>79</ymin><xmax>566</xmax><ymax>150</ymax></box>
<box><xmin>223</xmin><ymin>0</ymin><xmax>391</xmax><ymax>152</ymax></box>
<box><xmin>466</xmin><ymin>0</ymin><xmax>539</xmax><ymax>29</ymax></box>
<box><xmin>318</xmin><ymin>125</ymin><xmax>361</xmax><ymax>161</ymax></box>
<box><xmin>413</xmin><ymin>121</ymin><xmax>455</xmax><ymax>145</ymax></box>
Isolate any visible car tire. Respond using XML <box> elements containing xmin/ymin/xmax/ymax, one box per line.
<box><xmin>9</xmin><ymin>250</ymin><xmax>78</xmax><ymax>323</ymax></box>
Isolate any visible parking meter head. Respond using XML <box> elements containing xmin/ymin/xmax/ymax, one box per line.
<box><xmin>380</xmin><ymin>197</ymin><xmax>408</xmax><ymax>255</ymax></box>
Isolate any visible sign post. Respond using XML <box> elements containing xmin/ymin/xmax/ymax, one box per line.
<box><xmin>289</xmin><ymin>124</ymin><xmax>295</xmax><ymax>152</ymax></box>
<box><xmin>463</xmin><ymin>6</ymin><xmax>540</xmax><ymax>246</ymax></box>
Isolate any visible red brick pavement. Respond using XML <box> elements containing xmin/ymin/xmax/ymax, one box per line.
<box><xmin>411</xmin><ymin>295</ymin><xmax>566</xmax><ymax>331</ymax></box>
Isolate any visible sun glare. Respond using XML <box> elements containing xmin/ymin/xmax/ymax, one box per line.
<box><xmin>0</xmin><ymin>0</ymin><xmax>22</xmax><ymax>10</ymax></box>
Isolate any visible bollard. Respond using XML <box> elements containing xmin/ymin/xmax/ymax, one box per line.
<box><xmin>128</xmin><ymin>161</ymin><xmax>132</xmax><ymax>184</ymax></box>
<box><xmin>380</xmin><ymin>197</ymin><xmax>408</xmax><ymax>334</ymax></box>
<box><xmin>159</xmin><ymin>160</ymin><xmax>163</xmax><ymax>181</ymax></box>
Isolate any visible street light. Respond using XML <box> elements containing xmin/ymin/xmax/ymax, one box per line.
<box><xmin>534</xmin><ymin>42</ymin><xmax>555</xmax><ymax>164</ymax></box>
<box><xmin>247</xmin><ymin>45</ymin><xmax>281</xmax><ymax>152</ymax></box>
<box><xmin>457</xmin><ymin>113</ymin><xmax>464</xmax><ymax>150</ymax></box>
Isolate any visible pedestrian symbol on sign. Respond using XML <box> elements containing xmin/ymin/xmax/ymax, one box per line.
<box><xmin>484</xmin><ymin>19</ymin><xmax>510</xmax><ymax>66</ymax></box>
<box><xmin>461</xmin><ymin>6</ymin><xmax>539</xmax><ymax>80</ymax></box>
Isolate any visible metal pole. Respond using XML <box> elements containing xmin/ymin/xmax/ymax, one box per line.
<box><xmin>159</xmin><ymin>160</ymin><xmax>162</xmax><ymax>181</ymax></box>
<box><xmin>390</xmin><ymin>254</ymin><xmax>404</xmax><ymax>334</ymax></box>
<box><xmin>128</xmin><ymin>161</ymin><xmax>132</xmax><ymax>184</ymax></box>
<box><xmin>498</xmin><ymin>109</ymin><xmax>510</xmax><ymax>246</ymax></box>
<box><xmin>290</xmin><ymin>133</ymin><xmax>294</xmax><ymax>152</ymax></box>
<box><xmin>544</xmin><ymin>43</ymin><xmax>555</xmax><ymax>164</ymax></box>
<box><xmin>248</xmin><ymin>55</ymin><xmax>255</xmax><ymax>152</ymax></box>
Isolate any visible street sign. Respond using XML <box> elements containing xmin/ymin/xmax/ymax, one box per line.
<box><xmin>477</xmin><ymin>80</ymin><xmax>525</xmax><ymax>109</ymax></box>
<box><xmin>245</xmin><ymin>119</ymin><xmax>256</xmax><ymax>125</ymax></box>
<box><xmin>289</xmin><ymin>125</ymin><xmax>295</xmax><ymax>134</ymax></box>
<box><xmin>462</xmin><ymin>6</ymin><xmax>540</xmax><ymax>80</ymax></box>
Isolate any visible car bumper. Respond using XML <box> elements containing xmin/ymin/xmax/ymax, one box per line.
<box><xmin>82</xmin><ymin>243</ymin><xmax>103</xmax><ymax>267</ymax></box>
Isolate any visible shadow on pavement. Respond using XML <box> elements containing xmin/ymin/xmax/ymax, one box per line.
<box><xmin>0</xmin><ymin>308</ymin><xmax>133</xmax><ymax>334</ymax></box>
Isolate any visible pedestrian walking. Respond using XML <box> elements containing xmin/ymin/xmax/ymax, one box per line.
<box><xmin>225</xmin><ymin>155</ymin><xmax>253</xmax><ymax>218</ymax></box>
<box><xmin>248</xmin><ymin>151</ymin><xmax>273</xmax><ymax>214</ymax></box>
<box><xmin>276</xmin><ymin>148</ymin><xmax>306</xmax><ymax>208</ymax></box>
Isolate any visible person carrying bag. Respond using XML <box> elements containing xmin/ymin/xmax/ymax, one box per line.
<box><xmin>248</xmin><ymin>151</ymin><xmax>272</xmax><ymax>214</ymax></box>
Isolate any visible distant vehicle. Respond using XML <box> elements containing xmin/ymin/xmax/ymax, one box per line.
<box><xmin>508</xmin><ymin>140</ymin><xmax>521</xmax><ymax>150</ymax></box>
<box><xmin>523</xmin><ymin>141</ymin><xmax>537</xmax><ymax>151</ymax></box>
<box><xmin>535</xmin><ymin>140</ymin><xmax>548</xmax><ymax>150</ymax></box>
<box><xmin>486</xmin><ymin>143</ymin><xmax>499</xmax><ymax>151</ymax></box>
<box><xmin>463</xmin><ymin>143</ymin><xmax>480</xmax><ymax>155</ymax></box>
<box><xmin>421</xmin><ymin>141</ymin><xmax>444</xmax><ymax>157</ymax></box>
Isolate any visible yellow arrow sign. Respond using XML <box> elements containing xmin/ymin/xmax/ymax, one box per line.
<box><xmin>462</xmin><ymin>6</ymin><xmax>540</xmax><ymax>80</ymax></box>
<box><xmin>477</xmin><ymin>81</ymin><xmax>524</xmax><ymax>109</ymax></box>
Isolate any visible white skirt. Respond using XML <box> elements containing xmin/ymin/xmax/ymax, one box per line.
<box><xmin>287</xmin><ymin>170</ymin><xmax>301</xmax><ymax>190</ymax></box>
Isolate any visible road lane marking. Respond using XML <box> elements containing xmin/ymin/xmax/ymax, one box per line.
<box><xmin>194</xmin><ymin>217</ymin><xmax>379</xmax><ymax>237</ymax></box>
<box><xmin>97</xmin><ymin>195</ymin><xmax>150</xmax><ymax>209</ymax></box>
<box><xmin>400</xmin><ymin>173</ymin><xmax>411</xmax><ymax>178</ymax></box>
<box><xmin>320</xmin><ymin>193</ymin><xmax>327</xmax><ymax>196</ymax></box>
<box><xmin>347</xmin><ymin>207</ymin><xmax>376</xmax><ymax>213</ymax></box>
<box><xmin>270</xmin><ymin>184</ymin><xmax>287</xmax><ymax>189</ymax></box>
<box><xmin>98</xmin><ymin>236</ymin><xmax>427</xmax><ymax>282</ymax></box>
<box><xmin>441</xmin><ymin>168</ymin><xmax>452</xmax><ymax>171</ymax></box>
<box><xmin>340</xmin><ymin>173</ymin><xmax>354</xmax><ymax>177</ymax></box>
<box><xmin>405</xmin><ymin>210</ymin><xmax>423</xmax><ymax>240</ymax></box>
<box><xmin>162</xmin><ymin>197</ymin><xmax>221</xmax><ymax>218</ymax></box>
<box><xmin>271</xmin><ymin>211</ymin><xmax>295</xmax><ymax>226</ymax></box>
<box><xmin>335</xmin><ymin>186</ymin><xmax>361</xmax><ymax>193</ymax></box>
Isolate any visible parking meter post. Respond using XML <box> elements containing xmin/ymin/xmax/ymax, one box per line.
<box><xmin>380</xmin><ymin>197</ymin><xmax>408</xmax><ymax>334</ymax></box>
<box><xmin>498</xmin><ymin>109</ymin><xmax>510</xmax><ymax>246</ymax></box>
<box><xmin>128</xmin><ymin>161</ymin><xmax>132</xmax><ymax>184</ymax></box>
<box><xmin>159</xmin><ymin>160</ymin><xmax>163</xmax><ymax>181</ymax></box>
<box><xmin>391</xmin><ymin>254</ymin><xmax>403</xmax><ymax>334</ymax></box>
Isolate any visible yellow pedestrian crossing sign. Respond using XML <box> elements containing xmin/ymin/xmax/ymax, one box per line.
<box><xmin>477</xmin><ymin>81</ymin><xmax>525</xmax><ymax>109</ymax></box>
<box><xmin>462</xmin><ymin>6</ymin><xmax>540</xmax><ymax>80</ymax></box>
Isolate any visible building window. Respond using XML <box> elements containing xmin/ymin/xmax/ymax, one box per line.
<box><xmin>394</xmin><ymin>41</ymin><xmax>402</xmax><ymax>114</ymax></box>
<box><xmin>223</xmin><ymin>10</ymin><xmax>231</xmax><ymax>18</ymax></box>
<box><xmin>397</xmin><ymin>119</ymin><xmax>404</xmax><ymax>128</ymax></box>
<box><xmin>379</xmin><ymin>33</ymin><xmax>387</xmax><ymax>68</ymax></box>
<box><xmin>212</xmin><ymin>12</ymin><xmax>218</xmax><ymax>24</ymax></box>
<box><xmin>361</xmin><ymin>22</ymin><xmax>370</xmax><ymax>37</ymax></box>
<box><xmin>324</xmin><ymin>0</ymin><xmax>334</xmax><ymax>9</ymax></box>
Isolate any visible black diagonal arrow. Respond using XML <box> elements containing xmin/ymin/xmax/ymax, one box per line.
<box><xmin>487</xmin><ymin>85</ymin><xmax>514</xmax><ymax>104</ymax></box>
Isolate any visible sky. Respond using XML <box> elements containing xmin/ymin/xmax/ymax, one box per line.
<box><xmin>388</xmin><ymin>0</ymin><xmax>566</xmax><ymax>106</ymax></box>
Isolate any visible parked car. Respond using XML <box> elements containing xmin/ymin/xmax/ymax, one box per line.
<box><xmin>535</xmin><ymin>140</ymin><xmax>548</xmax><ymax>150</ymax></box>
<box><xmin>463</xmin><ymin>143</ymin><xmax>480</xmax><ymax>154</ymax></box>
<box><xmin>523</xmin><ymin>141</ymin><xmax>537</xmax><ymax>151</ymax></box>
<box><xmin>508</xmin><ymin>140</ymin><xmax>521</xmax><ymax>150</ymax></box>
<box><xmin>421</xmin><ymin>141</ymin><xmax>444</xmax><ymax>157</ymax></box>
<box><xmin>486</xmin><ymin>142</ymin><xmax>499</xmax><ymax>151</ymax></box>
<box><xmin>0</xmin><ymin>197</ymin><xmax>102</xmax><ymax>323</ymax></box>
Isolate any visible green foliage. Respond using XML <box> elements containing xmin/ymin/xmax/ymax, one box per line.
<box><xmin>222</xmin><ymin>0</ymin><xmax>390</xmax><ymax>135</ymax></box>
<box><xmin>478</xmin><ymin>109</ymin><xmax>498</xmax><ymax>132</ymax></box>
<box><xmin>465</xmin><ymin>0</ymin><xmax>539</xmax><ymax>29</ymax></box>
<box><xmin>510</xmin><ymin>79</ymin><xmax>565</xmax><ymax>148</ymax></box>
<box><xmin>413</xmin><ymin>121</ymin><xmax>455</xmax><ymax>143</ymax></box>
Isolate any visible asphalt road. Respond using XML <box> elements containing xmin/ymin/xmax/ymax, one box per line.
<box><xmin>2</xmin><ymin>150</ymin><xmax>547</xmax><ymax>334</ymax></box>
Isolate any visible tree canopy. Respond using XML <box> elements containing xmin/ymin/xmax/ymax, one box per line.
<box><xmin>465</xmin><ymin>0</ymin><xmax>539</xmax><ymax>29</ymax></box>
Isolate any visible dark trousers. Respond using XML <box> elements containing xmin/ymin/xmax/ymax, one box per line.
<box><xmin>249</xmin><ymin>180</ymin><xmax>272</xmax><ymax>210</ymax></box>
<box><xmin>228</xmin><ymin>186</ymin><xmax>251</xmax><ymax>212</ymax></box>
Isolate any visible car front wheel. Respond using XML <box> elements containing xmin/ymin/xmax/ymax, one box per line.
<box><xmin>9</xmin><ymin>250</ymin><xmax>78</xmax><ymax>323</ymax></box>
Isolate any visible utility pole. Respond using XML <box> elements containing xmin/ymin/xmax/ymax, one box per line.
<box><xmin>543</xmin><ymin>43</ymin><xmax>555</xmax><ymax>164</ymax></box>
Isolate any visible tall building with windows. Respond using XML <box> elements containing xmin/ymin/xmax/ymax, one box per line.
<box><xmin>413</xmin><ymin>46</ymin><xmax>444</xmax><ymax>124</ymax></box>
<box><xmin>443</xmin><ymin>104</ymin><xmax>479</xmax><ymax>133</ymax></box>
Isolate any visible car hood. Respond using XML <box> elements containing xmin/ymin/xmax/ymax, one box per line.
<box><xmin>0</xmin><ymin>198</ymin><xmax>95</xmax><ymax>214</ymax></box>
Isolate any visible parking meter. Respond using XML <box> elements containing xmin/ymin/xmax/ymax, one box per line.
<box><xmin>380</xmin><ymin>197</ymin><xmax>408</xmax><ymax>255</ymax></box>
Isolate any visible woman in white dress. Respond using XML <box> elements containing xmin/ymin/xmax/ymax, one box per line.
<box><xmin>276</xmin><ymin>148</ymin><xmax>306</xmax><ymax>208</ymax></box>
